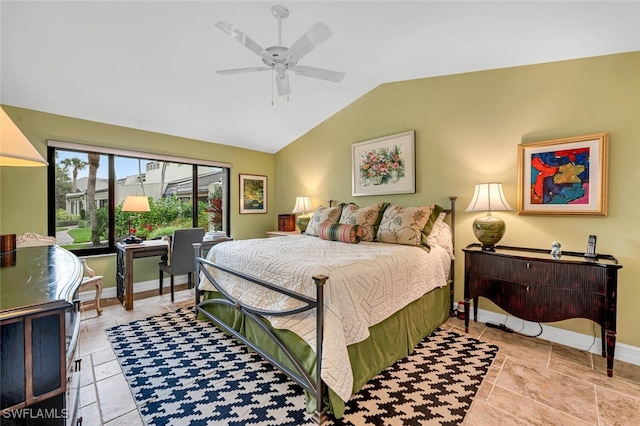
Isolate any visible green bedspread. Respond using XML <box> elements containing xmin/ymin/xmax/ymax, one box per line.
<box><xmin>197</xmin><ymin>283</ymin><xmax>450</xmax><ymax>418</ymax></box>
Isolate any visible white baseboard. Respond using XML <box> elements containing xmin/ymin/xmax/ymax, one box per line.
<box><xmin>475</xmin><ymin>308</ymin><xmax>640</xmax><ymax>367</ymax></box>
<box><xmin>79</xmin><ymin>285</ymin><xmax>639</xmax><ymax>367</ymax></box>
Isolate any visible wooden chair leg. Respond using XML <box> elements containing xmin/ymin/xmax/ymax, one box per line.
<box><xmin>95</xmin><ymin>278</ymin><xmax>103</xmax><ymax>315</ymax></box>
<box><xmin>159</xmin><ymin>270</ymin><xmax>164</xmax><ymax>295</ymax></box>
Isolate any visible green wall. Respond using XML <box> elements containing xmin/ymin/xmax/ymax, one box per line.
<box><xmin>0</xmin><ymin>107</ymin><xmax>276</xmax><ymax>287</ymax></box>
<box><xmin>274</xmin><ymin>51</ymin><xmax>640</xmax><ymax>348</ymax></box>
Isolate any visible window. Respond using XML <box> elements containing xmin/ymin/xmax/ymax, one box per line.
<box><xmin>47</xmin><ymin>141</ymin><xmax>230</xmax><ymax>255</ymax></box>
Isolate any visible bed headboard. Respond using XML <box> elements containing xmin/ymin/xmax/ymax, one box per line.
<box><xmin>443</xmin><ymin>196</ymin><xmax>457</xmax><ymax>314</ymax></box>
<box><xmin>443</xmin><ymin>195</ymin><xmax>457</xmax><ymax>249</ymax></box>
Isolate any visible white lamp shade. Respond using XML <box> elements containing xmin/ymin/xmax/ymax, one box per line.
<box><xmin>465</xmin><ymin>183</ymin><xmax>513</xmax><ymax>212</ymax></box>
<box><xmin>122</xmin><ymin>195</ymin><xmax>150</xmax><ymax>212</ymax></box>
<box><xmin>291</xmin><ymin>196</ymin><xmax>313</xmax><ymax>214</ymax></box>
<box><xmin>0</xmin><ymin>107</ymin><xmax>48</xmax><ymax>167</ymax></box>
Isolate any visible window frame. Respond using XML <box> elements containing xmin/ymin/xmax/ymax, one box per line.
<box><xmin>47</xmin><ymin>141</ymin><xmax>231</xmax><ymax>256</ymax></box>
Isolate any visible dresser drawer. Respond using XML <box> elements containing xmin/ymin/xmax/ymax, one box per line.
<box><xmin>468</xmin><ymin>274</ymin><xmax>605</xmax><ymax>323</ymax></box>
<box><xmin>467</xmin><ymin>252</ymin><xmax>608</xmax><ymax>293</ymax></box>
<box><xmin>467</xmin><ymin>252</ymin><xmax>549</xmax><ymax>285</ymax></box>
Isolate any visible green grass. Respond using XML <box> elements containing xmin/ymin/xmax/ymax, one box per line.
<box><xmin>67</xmin><ymin>227</ymin><xmax>92</xmax><ymax>243</ymax></box>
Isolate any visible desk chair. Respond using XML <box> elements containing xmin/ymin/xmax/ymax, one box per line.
<box><xmin>79</xmin><ymin>259</ymin><xmax>104</xmax><ymax>315</ymax></box>
<box><xmin>16</xmin><ymin>232</ymin><xmax>56</xmax><ymax>247</ymax></box>
<box><xmin>158</xmin><ymin>228</ymin><xmax>205</xmax><ymax>302</ymax></box>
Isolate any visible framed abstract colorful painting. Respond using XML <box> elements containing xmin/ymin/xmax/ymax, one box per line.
<box><xmin>351</xmin><ymin>130</ymin><xmax>416</xmax><ymax>196</ymax></box>
<box><xmin>517</xmin><ymin>133</ymin><xmax>608</xmax><ymax>216</ymax></box>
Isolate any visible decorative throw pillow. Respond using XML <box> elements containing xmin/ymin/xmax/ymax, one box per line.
<box><xmin>305</xmin><ymin>205</ymin><xmax>343</xmax><ymax>236</ymax></box>
<box><xmin>339</xmin><ymin>202</ymin><xmax>386</xmax><ymax>242</ymax></box>
<box><xmin>376</xmin><ymin>204</ymin><xmax>435</xmax><ymax>246</ymax></box>
<box><xmin>420</xmin><ymin>204</ymin><xmax>445</xmax><ymax>248</ymax></box>
<box><xmin>318</xmin><ymin>223</ymin><xmax>363</xmax><ymax>244</ymax></box>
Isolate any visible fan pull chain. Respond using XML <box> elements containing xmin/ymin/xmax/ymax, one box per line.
<box><xmin>271</xmin><ymin>72</ymin><xmax>275</xmax><ymax>106</ymax></box>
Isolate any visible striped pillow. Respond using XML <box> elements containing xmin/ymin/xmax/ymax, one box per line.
<box><xmin>318</xmin><ymin>223</ymin><xmax>363</xmax><ymax>244</ymax></box>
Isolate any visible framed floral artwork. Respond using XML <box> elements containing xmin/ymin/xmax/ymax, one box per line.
<box><xmin>517</xmin><ymin>132</ymin><xmax>608</xmax><ymax>216</ymax></box>
<box><xmin>239</xmin><ymin>174</ymin><xmax>267</xmax><ymax>214</ymax></box>
<box><xmin>351</xmin><ymin>130</ymin><xmax>416</xmax><ymax>196</ymax></box>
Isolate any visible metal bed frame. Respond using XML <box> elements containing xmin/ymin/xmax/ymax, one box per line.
<box><xmin>192</xmin><ymin>196</ymin><xmax>456</xmax><ymax>424</ymax></box>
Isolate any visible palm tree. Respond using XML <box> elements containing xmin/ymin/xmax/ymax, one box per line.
<box><xmin>137</xmin><ymin>159</ymin><xmax>146</xmax><ymax>195</ymax></box>
<box><xmin>87</xmin><ymin>153</ymin><xmax>101</xmax><ymax>246</ymax></box>
<box><xmin>61</xmin><ymin>157</ymin><xmax>88</xmax><ymax>192</ymax></box>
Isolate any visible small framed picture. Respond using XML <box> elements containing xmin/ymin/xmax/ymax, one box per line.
<box><xmin>517</xmin><ymin>133</ymin><xmax>608</xmax><ymax>216</ymax></box>
<box><xmin>239</xmin><ymin>174</ymin><xmax>267</xmax><ymax>214</ymax></box>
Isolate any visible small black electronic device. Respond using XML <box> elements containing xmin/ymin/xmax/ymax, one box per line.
<box><xmin>585</xmin><ymin>234</ymin><xmax>597</xmax><ymax>258</ymax></box>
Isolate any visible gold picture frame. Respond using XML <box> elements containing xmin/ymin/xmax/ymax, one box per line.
<box><xmin>239</xmin><ymin>174</ymin><xmax>267</xmax><ymax>214</ymax></box>
<box><xmin>517</xmin><ymin>133</ymin><xmax>608</xmax><ymax>216</ymax></box>
<box><xmin>351</xmin><ymin>130</ymin><xmax>416</xmax><ymax>196</ymax></box>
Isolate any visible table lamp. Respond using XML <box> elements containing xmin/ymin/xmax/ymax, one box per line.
<box><xmin>122</xmin><ymin>195</ymin><xmax>150</xmax><ymax>244</ymax></box>
<box><xmin>0</xmin><ymin>107</ymin><xmax>48</xmax><ymax>167</ymax></box>
<box><xmin>291</xmin><ymin>196</ymin><xmax>313</xmax><ymax>233</ymax></box>
<box><xmin>1</xmin><ymin>107</ymin><xmax>48</xmax><ymax>266</ymax></box>
<box><xmin>465</xmin><ymin>183</ymin><xmax>512</xmax><ymax>251</ymax></box>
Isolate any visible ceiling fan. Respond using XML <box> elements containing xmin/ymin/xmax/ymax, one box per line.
<box><xmin>215</xmin><ymin>4</ymin><xmax>345</xmax><ymax>97</ymax></box>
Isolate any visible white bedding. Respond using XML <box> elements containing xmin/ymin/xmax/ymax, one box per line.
<box><xmin>199</xmin><ymin>235</ymin><xmax>453</xmax><ymax>402</ymax></box>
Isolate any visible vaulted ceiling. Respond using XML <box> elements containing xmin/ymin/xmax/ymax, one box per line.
<box><xmin>2</xmin><ymin>1</ymin><xmax>639</xmax><ymax>153</ymax></box>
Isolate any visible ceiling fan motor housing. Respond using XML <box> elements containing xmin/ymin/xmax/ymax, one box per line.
<box><xmin>262</xmin><ymin>46</ymin><xmax>298</xmax><ymax>71</ymax></box>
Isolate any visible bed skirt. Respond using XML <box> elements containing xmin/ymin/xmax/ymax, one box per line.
<box><xmin>197</xmin><ymin>282</ymin><xmax>450</xmax><ymax>418</ymax></box>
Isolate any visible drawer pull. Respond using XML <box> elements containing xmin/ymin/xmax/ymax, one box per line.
<box><xmin>526</xmin><ymin>285</ymin><xmax>530</xmax><ymax>292</ymax></box>
<box><xmin>526</xmin><ymin>262</ymin><xmax>531</xmax><ymax>269</ymax></box>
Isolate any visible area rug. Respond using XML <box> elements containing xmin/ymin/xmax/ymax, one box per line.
<box><xmin>106</xmin><ymin>308</ymin><xmax>498</xmax><ymax>425</ymax></box>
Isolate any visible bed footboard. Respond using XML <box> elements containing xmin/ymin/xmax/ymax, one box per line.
<box><xmin>193</xmin><ymin>243</ymin><xmax>328</xmax><ymax>424</ymax></box>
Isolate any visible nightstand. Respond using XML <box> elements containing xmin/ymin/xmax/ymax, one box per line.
<box><xmin>266</xmin><ymin>231</ymin><xmax>301</xmax><ymax>238</ymax></box>
<box><xmin>463</xmin><ymin>243</ymin><xmax>622</xmax><ymax>376</ymax></box>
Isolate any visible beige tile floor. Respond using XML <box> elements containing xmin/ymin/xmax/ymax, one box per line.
<box><xmin>78</xmin><ymin>288</ymin><xmax>640</xmax><ymax>425</ymax></box>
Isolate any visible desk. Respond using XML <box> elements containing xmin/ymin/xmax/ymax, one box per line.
<box><xmin>463</xmin><ymin>244</ymin><xmax>622</xmax><ymax>376</ymax></box>
<box><xmin>116</xmin><ymin>238</ymin><xmax>232</xmax><ymax>310</ymax></box>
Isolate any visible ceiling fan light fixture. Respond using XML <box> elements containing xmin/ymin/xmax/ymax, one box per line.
<box><xmin>275</xmin><ymin>73</ymin><xmax>290</xmax><ymax>96</ymax></box>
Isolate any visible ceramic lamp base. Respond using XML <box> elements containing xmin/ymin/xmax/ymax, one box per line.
<box><xmin>296</xmin><ymin>215</ymin><xmax>310</xmax><ymax>233</ymax></box>
<box><xmin>472</xmin><ymin>214</ymin><xmax>506</xmax><ymax>250</ymax></box>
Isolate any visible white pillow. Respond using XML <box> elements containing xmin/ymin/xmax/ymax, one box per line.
<box><xmin>426</xmin><ymin>212</ymin><xmax>455</xmax><ymax>260</ymax></box>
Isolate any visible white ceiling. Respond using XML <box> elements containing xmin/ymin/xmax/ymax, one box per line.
<box><xmin>2</xmin><ymin>1</ymin><xmax>639</xmax><ymax>154</ymax></box>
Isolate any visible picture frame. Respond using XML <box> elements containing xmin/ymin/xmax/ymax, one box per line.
<box><xmin>239</xmin><ymin>174</ymin><xmax>267</xmax><ymax>214</ymax></box>
<box><xmin>517</xmin><ymin>133</ymin><xmax>608</xmax><ymax>216</ymax></box>
<box><xmin>352</xmin><ymin>130</ymin><xmax>416</xmax><ymax>196</ymax></box>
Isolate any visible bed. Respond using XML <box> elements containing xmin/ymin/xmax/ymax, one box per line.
<box><xmin>193</xmin><ymin>197</ymin><xmax>456</xmax><ymax>423</ymax></box>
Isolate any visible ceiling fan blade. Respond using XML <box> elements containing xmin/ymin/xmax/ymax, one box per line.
<box><xmin>275</xmin><ymin>73</ymin><xmax>290</xmax><ymax>96</ymax></box>
<box><xmin>215</xmin><ymin>21</ymin><xmax>265</xmax><ymax>56</ymax></box>
<box><xmin>286</xmin><ymin>22</ymin><xmax>332</xmax><ymax>62</ymax></box>
<box><xmin>292</xmin><ymin>65</ymin><xmax>345</xmax><ymax>82</ymax></box>
<box><xmin>216</xmin><ymin>67</ymin><xmax>270</xmax><ymax>75</ymax></box>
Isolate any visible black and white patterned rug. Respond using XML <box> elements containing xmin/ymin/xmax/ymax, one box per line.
<box><xmin>106</xmin><ymin>309</ymin><xmax>498</xmax><ymax>425</ymax></box>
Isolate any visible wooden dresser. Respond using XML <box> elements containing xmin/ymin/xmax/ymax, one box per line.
<box><xmin>0</xmin><ymin>246</ymin><xmax>83</xmax><ymax>425</ymax></box>
<box><xmin>463</xmin><ymin>244</ymin><xmax>622</xmax><ymax>376</ymax></box>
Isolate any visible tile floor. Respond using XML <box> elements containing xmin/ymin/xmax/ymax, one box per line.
<box><xmin>78</xmin><ymin>288</ymin><xmax>640</xmax><ymax>425</ymax></box>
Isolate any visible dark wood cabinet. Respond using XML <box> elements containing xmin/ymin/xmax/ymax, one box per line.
<box><xmin>463</xmin><ymin>244</ymin><xmax>622</xmax><ymax>376</ymax></box>
<box><xmin>0</xmin><ymin>246</ymin><xmax>83</xmax><ymax>424</ymax></box>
